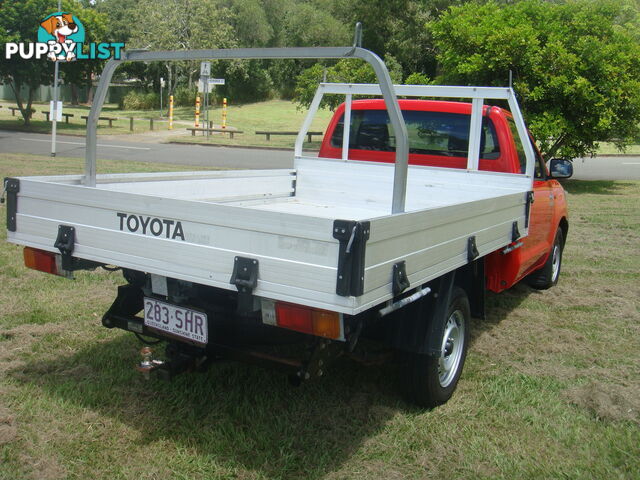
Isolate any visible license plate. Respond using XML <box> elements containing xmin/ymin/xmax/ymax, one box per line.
<box><xmin>143</xmin><ymin>297</ymin><xmax>208</xmax><ymax>345</ymax></box>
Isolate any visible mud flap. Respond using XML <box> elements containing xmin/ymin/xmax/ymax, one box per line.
<box><xmin>391</xmin><ymin>271</ymin><xmax>456</xmax><ymax>355</ymax></box>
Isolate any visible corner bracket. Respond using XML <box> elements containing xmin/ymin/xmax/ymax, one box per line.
<box><xmin>467</xmin><ymin>236</ymin><xmax>479</xmax><ymax>263</ymax></box>
<box><xmin>4</xmin><ymin>178</ymin><xmax>19</xmax><ymax>232</ymax></box>
<box><xmin>230</xmin><ymin>256</ymin><xmax>259</xmax><ymax>312</ymax></box>
<box><xmin>392</xmin><ymin>261</ymin><xmax>410</xmax><ymax>296</ymax></box>
<box><xmin>512</xmin><ymin>221</ymin><xmax>521</xmax><ymax>243</ymax></box>
<box><xmin>525</xmin><ymin>191</ymin><xmax>534</xmax><ymax>228</ymax></box>
<box><xmin>333</xmin><ymin>220</ymin><xmax>371</xmax><ymax>297</ymax></box>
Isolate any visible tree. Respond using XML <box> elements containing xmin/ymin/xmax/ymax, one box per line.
<box><xmin>430</xmin><ymin>0</ymin><xmax>640</xmax><ymax>159</ymax></box>
<box><xmin>294</xmin><ymin>56</ymin><xmax>403</xmax><ymax>110</ymax></box>
<box><xmin>0</xmin><ymin>0</ymin><xmax>108</xmax><ymax>121</ymax></box>
<box><xmin>326</xmin><ymin>0</ymin><xmax>461</xmax><ymax>78</ymax></box>
<box><xmin>0</xmin><ymin>0</ymin><xmax>56</xmax><ymax>125</ymax></box>
<box><xmin>60</xmin><ymin>2</ymin><xmax>108</xmax><ymax>105</ymax></box>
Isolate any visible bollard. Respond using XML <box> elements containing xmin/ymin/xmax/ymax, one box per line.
<box><xmin>149</xmin><ymin>118</ymin><xmax>154</xmax><ymax>131</ymax></box>
<box><xmin>129</xmin><ymin>117</ymin><xmax>134</xmax><ymax>132</ymax></box>
<box><xmin>222</xmin><ymin>98</ymin><xmax>227</xmax><ymax>129</ymax></box>
<box><xmin>169</xmin><ymin>95</ymin><xmax>174</xmax><ymax>130</ymax></box>
<box><xmin>195</xmin><ymin>96</ymin><xmax>200</xmax><ymax>127</ymax></box>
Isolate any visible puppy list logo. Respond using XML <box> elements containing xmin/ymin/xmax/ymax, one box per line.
<box><xmin>5</xmin><ymin>12</ymin><xmax>124</xmax><ymax>62</ymax></box>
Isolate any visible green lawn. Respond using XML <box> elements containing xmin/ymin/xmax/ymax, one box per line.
<box><xmin>0</xmin><ymin>154</ymin><xmax>639</xmax><ymax>479</ymax></box>
<box><xmin>0</xmin><ymin>99</ymin><xmax>334</xmax><ymax>149</ymax></box>
<box><xmin>592</xmin><ymin>142</ymin><xmax>640</xmax><ymax>155</ymax></box>
<box><xmin>0</xmin><ymin>102</ymin><xmax>161</xmax><ymax>135</ymax></box>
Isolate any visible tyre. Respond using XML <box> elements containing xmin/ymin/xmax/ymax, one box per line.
<box><xmin>400</xmin><ymin>287</ymin><xmax>470</xmax><ymax>408</ymax></box>
<box><xmin>526</xmin><ymin>228</ymin><xmax>564</xmax><ymax>290</ymax></box>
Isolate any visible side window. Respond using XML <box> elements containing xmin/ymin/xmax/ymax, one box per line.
<box><xmin>507</xmin><ymin>118</ymin><xmax>527</xmax><ymax>174</ymax></box>
<box><xmin>330</xmin><ymin>111</ymin><xmax>388</xmax><ymax>150</ymax></box>
<box><xmin>331</xmin><ymin>109</ymin><xmax>501</xmax><ymax>159</ymax></box>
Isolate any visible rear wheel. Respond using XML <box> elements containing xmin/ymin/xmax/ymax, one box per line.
<box><xmin>400</xmin><ymin>287</ymin><xmax>470</xmax><ymax>408</ymax></box>
<box><xmin>526</xmin><ymin>228</ymin><xmax>564</xmax><ymax>290</ymax></box>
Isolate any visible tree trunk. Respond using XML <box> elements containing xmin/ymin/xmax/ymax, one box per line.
<box><xmin>87</xmin><ymin>85</ymin><xmax>95</xmax><ymax>105</ymax></box>
<box><xmin>86</xmin><ymin>71</ymin><xmax>95</xmax><ymax>105</ymax></box>
<box><xmin>24</xmin><ymin>86</ymin><xmax>35</xmax><ymax>126</ymax></box>
<box><xmin>7</xmin><ymin>79</ymin><xmax>34</xmax><ymax>126</ymax></box>
<box><xmin>70</xmin><ymin>84</ymin><xmax>79</xmax><ymax>105</ymax></box>
<box><xmin>544</xmin><ymin>134</ymin><xmax>567</xmax><ymax>160</ymax></box>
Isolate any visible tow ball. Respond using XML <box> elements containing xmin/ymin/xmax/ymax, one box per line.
<box><xmin>135</xmin><ymin>347</ymin><xmax>165</xmax><ymax>380</ymax></box>
<box><xmin>135</xmin><ymin>345</ymin><xmax>210</xmax><ymax>380</ymax></box>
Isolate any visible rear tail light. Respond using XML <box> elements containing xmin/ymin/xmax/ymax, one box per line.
<box><xmin>23</xmin><ymin>247</ymin><xmax>65</xmax><ymax>276</ymax></box>
<box><xmin>265</xmin><ymin>300</ymin><xmax>343</xmax><ymax>340</ymax></box>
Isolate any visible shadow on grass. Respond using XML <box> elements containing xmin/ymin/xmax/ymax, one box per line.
<box><xmin>562</xmin><ymin>179</ymin><xmax>633</xmax><ymax>195</ymax></box>
<box><xmin>471</xmin><ymin>283</ymin><xmax>533</xmax><ymax>345</ymax></box>
<box><xmin>9</xmin><ymin>332</ymin><xmax>404</xmax><ymax>478</ymax></box>
<box><xmin>7</xmin><ymin>283</ymin><xmax>536</xmax><ymax>478</ymax></box>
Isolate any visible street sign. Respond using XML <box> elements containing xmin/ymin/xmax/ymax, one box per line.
<box><xmin>200</xmin><ymin>61</ymin><xmax>211</xmax><ymax>77</ymax></box>
<box><xmin>199</xmin><ymin>78</ymin><xmax>226</xmax><ymax>92</ymax></box>
<box><xmin>49</xmin><ymin>101</ymin><xmax>62</xmax><ymax>122</ymax></box>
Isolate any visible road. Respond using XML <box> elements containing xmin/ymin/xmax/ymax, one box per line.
<box><xmin>0</xmin><ymin>130</ymin><xmax>293</xmax><ymax>169</ymax></box>
<box><xmin>1</xmin><ymin>130</ymin><xmax>639</xmax><ymax>180</ymax></box>
<box><xmin>570</xmin><ymin>156</ymin><xmax>640</xmax><ymax>180</ymax></box>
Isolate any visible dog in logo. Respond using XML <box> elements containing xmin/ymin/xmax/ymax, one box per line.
<box><xmin>40</xmin><ymin>13</ymin><xmax>78</xmax><ymax>61</ymax></box>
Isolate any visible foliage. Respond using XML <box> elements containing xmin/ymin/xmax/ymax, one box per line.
<box><xmin>119</xmin><ymin>90</ymin><xmax>159</xmax><ymax>110</ymax></box>
<box><xmin>431</xmin><ymin>0</ymin><xmax>640</xmax><ymax>159</ymax></box>
<box><xmin>60</xmin><ymin>2</ymin><xmax>108</xmax><ymax>105</ymax></box>
<box><xmin>172</xmin><ymin>84</ymin><xmax>197</xmax><ymax>107</ymax></box>
<box><xmin>325</xmin><ymin>0</ymin><xmax>458</xmax><ymax>77</ymax></box>
<box><xmin>294</xmin><ymin>57</ymin><xmax>403</xmax><ymax>110</ymax></box>
<box><xmin>404</xmin><ymin>72</ymin><xmax>431</xmax><ymax>85</ymax></box>
<box><xmin>0</xmin><ymin>0</ymin><xmax>57</xmax><ymax>124</ymax></box>
<box><xmin>0</xmin><ymin>1</ymin><xmax>108</xmax><ymax>120</ymax></box>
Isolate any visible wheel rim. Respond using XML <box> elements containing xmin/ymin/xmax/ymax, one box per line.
<box><xmin>551</xmin><ymin>243</ymin><xmax>561</xmax><ymax>282</ymax></box>
<box><xmin>438</xmin><ymin>309</ymin><xmax>465</xmax><ymax>388</ymax></box>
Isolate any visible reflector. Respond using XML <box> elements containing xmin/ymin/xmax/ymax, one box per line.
<box><xmin>275</xmin><ymin>302</ymin><xmax>313</xmax><ymax>334</ymax></box>
<box><xmin>23</xmin><ymin>247</ymin><xmax>57</xmax><ymax>275</ymax></box>
<box><xmin>312</xmin><ymin>310</ymin><xmax>341</xmax><ymax>339</ymax></box>
<box><xmin>275</xmin><ymin>302</ymin><xmax>341</xmax><ymax>339</ymax></box>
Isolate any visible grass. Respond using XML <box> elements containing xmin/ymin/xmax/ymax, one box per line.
<box><xmin>0</xmin><ymin>100</ymin><xmax>334</xmax><ymax>149</ymax></box>
<box><xmin>0</xmin><ymin>102</ymin><xmax>162</xmax><ymax>136</ymax></box>
<box><xmin>594</xmin><ymin>143</ymin><xmax>640</xmax><ymax>155</ymax></box>
<box><xmin>0</xmin><ymin>154</ymin><xmax>639</xmax><ymax>479</ymax></box>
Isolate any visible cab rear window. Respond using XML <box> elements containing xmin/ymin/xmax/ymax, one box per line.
<box><xmin>330</xmin><ymin>109</ymin><xmax>500</xmax><ymax>159</ymax></box>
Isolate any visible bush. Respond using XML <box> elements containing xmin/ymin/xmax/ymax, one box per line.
<box><xmin>173</xmin><ymin>85</ymin><xmax>198</xmax><ymax>107</ymax></box>
<box><xmin>120</xmin><ymin>90</ymin><xmax>160</xmax><ymax>110</ymax></box>
<box><xmin>404</xmin><ymin>72</ymin><xmax>430</xmax><ymax>85</ymax></box>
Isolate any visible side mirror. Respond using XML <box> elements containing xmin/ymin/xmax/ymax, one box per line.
<box><xmin>548</xmin><ymin>158</ymin><xmax>573</xmax><ymax>179</ymax></box>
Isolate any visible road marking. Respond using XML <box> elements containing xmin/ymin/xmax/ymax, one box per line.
<box><xmin>20</xmin><ymin>138</ymin><xmax>151</xmax><ymax>151</ymax></box>
<box><xmin>622</xmin><ymin>162</ymin><xmax>640</xmax><ymax>165</ymax></box>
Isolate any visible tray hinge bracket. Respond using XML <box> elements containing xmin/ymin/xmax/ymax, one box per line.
<box><xmin>511</xmin><ymin>221</ymin><xmax>521</xmax><ymax>243</ymax></box>
<box><xmin>54</xmin><ymin>225</ymin><xmax>76</xmax><ymax>270</ymax></box>
<box><xmin>525</xmin><ymin>191</ymin><xmax>534</xmax><ymax>228</ymax></box>
<box><xmin>392</xmin><ymin>260</ymin><xmax>410</xmax><ymax>296</ymax></box>
<box><xmin>333</xmin><ymin>220</ymin><xmax>370</xmax><ymax>297</ymax></box>
<box><xmin>3</xmin><ymin>178</ymin><xmax>20</xmax><ymax>232</ymax></box>
<box><xmin>467</xmin><ymin>236</ymin><xmax>479</xmax><ymax>263</ymax></box>
<box><xmin>230</xmin><ymin>256</ymin><xmax>259</xmax><ymax>313</ymax></box>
